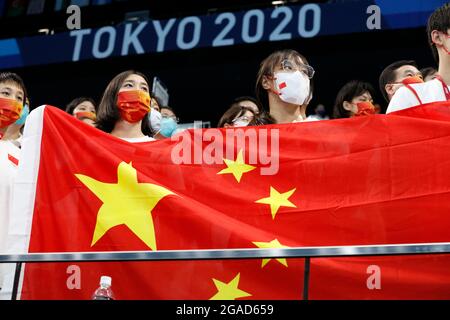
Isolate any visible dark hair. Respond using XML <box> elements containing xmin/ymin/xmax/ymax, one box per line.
<box><xmin>233</xmin><ymin>96</ymin><xmax>262</xmax><ymax>112</ymax></box>
<box><xmin>420</xmin><ymin>67</ymin><xmax>438</xmax><ymax>80</ymax></box>
<box><xmin>150</xmin><ymin>92</ymin><xmax>161</xmax><ymax>107</ymax></box>
<box><xmin>0</xmin><ymin>72</ymin><xmax>27</xmax><ymax>105</ymax></box>
<box><xmin>160</xmin><ymin>105</ymin><xmax>174</xmax><ymax>113</ymax></box>
<box><xmin>427</xmin><ymin>3</ymin><xmax>450</xmax><ymax>63</ymax></box>
<box><xmin>378</xmin><ymin>60</ymin><xmax>417</xmax><ymax>102</ymax></box>
<box><xmin>333</xmin><ymin>80</ymin><xmax>375</xmax><ymax>119</ymax></box>
<box><xmin>255</xmin><ymin>49</ymin><xmax>313</xmax><ymax>112</ymax></box>
<box><xmin>217</xmin><ymin>104</ymin><xmax>258</xmax><ymax>128</ymax></box>
<box><xmin>96</xmin><ymin>70</ymin><xmax>152</xmax><ymax>136</ymax></box>
<box><xmin>65</xmin><ymin>97</ymin><xmax>96</xmax><ymax>115</ymax></box>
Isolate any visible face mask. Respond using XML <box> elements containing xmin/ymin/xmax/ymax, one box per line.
<box><xmin>117</xmin><ymin>90</ymin><xmax>150</xmax><ymax>123</ymax></box>
<box><xmin>401</xmin><ymin>76</ymin><xmax>424</xmax><ymax>85</ymax></box>
<box><xmin>233</xmin><ymin>119</ymin><xmax>250</xmax><ymax>127</ymax></box>
<box><xmin>0</xmin><ymin>97</ymin><xmax>23</xmax><ymax>128</ymax></box>
<box><xmin>352</xmin><ymin>101</ymin><xmax>376</xmax><ymax>117</ymax></box>
<box><xmin>149</xmin><ymin>108</ymin><xmax>162</xmax><ymax>131</ymax></box>
<box><xmin>274</xmin><ymin>71</ymin><xmax>310</xmax><ymax>105</ymax></box>
<box><xmin>74</xmin><ymin>111</ymin><xmax>96</xmax><ymax>122</ymax></box>
<box><xmin>15</xmin><ymin>103</ymin><xmax>29</xmax><ymax>126</ymax></box>
<box><xmin>159</xmin><ymin>117</ymin><xmax>178</xmax><ymax>137</ymax></box>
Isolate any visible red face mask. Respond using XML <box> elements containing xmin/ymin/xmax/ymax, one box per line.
<box><xmin>74</xmin><ymin>111</ymin><xmax>96</xmax><ymax>121</ymax></box>
<box><xmin>0</xmin><ymin>97</ymin><xmax>23</xmax><ymax>128</ymax></box>
<box><xmin>116</xmin><ymin>90</ymin><xmax>151</xmax><ymax>123</ymax></box>
<box><xmin>352</xmin><ymin>101</ymin><xmax>376</xmax><ymax>117</ymax></box>
<box><xmin>401</xmin><ymin>76</ymin><xmax>424</xmax><ymax>85</ymax></box>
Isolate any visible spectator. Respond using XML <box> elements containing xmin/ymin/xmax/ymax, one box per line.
<box><xmin>333</xmin><ymin>80</ymin><xmax>376</xmax><ymax>119</ymax></box>
<box><xmin>65</xmin><ymin>97</ymin><xmax>97</xmax><ymax>126</ymax></box>
<box><xmin>218</xmin><ymin>104</ymin><xmax>258</xmax><ymax>128</ymax></box>
<box><xmin>233</xmin><ymin>96</ymin><xmax>262</xmax><ymax>115</ymax></box>
<box><xmin>96</xmin><ymin>70</ymin><xmax>154</xmax><ymax>142</ymax></box>
<box><xmin>255</xmin><ymin>49</ymin><xmax>314</xmax><ymax>124</ymax></box>
<box><xmin>379</xmin><ymin>60</ymin><xmax>423</xmax><ymax>103</ymax></box>
<box><xmin>4</xmin><ymin>97</ymin><xmax>30</xmax><ymax>148</ymax></box>
<box><xmin>160</xmin><ymin>106</ymin><xmax>178</xmax><ymax>122</ymax></box>
<box><xmin>420</xmin><ymin>67</ymin><xmax>438</xmax><ymax>81</ymax></box>
<box><xmin>0</xmin><ymin>72</ymin><xmax>28</xmax><ymax>293</ymax></box>
<box><xmin>387</xmin><ymin>4</ymin><xmax>450</xmax><ymax>113</ymax></box>
<box><xmin>155</xmin><ymin>106</ymin><xmax>178</xmax><ymax>138</ymax></box>
<box><xmin>306</xmin><ymin>104</ymin><xmax>329</xmax><ymax>121</ymax></box>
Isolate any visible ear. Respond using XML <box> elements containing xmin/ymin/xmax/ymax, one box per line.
<box><xmin>262</xmin><ymin>75</ymin><xmax>272</xmax><ymax>90</ymax></box>
<box><xmin>343</xmin><ymin>101</ymin><xmax>353</xmax><ymax>111</ymax></box>
<box><xmin>431</xmin><ymin>30</ymin><xmax>444</xmax><ymax>46</ymax></box>
<box><xmin>385</xmin><ymin>83</ymin><xmax>395</xmax><ymax>98</ymax></box>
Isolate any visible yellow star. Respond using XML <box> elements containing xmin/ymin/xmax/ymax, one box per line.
<box><xmin>255</xmin><ymin>186</ymin><xmax>297</xmax><ymax>219</ymax></box>
<box><xmin>252</xmin><ymin>239</ymin><xmax>290</xmax><ymax>268</ymax></box>
<box><xmin>217</xmin><ymin>149</ymin><xmax>256</xmax><ymax>183</ymax></box>
<box><xmin>75</xmin><ymin>161</ymin><xmax>175</xmax><ymax>250</ymax></box>
<box><xmin>209</xmin><ymin>273</ymin><xmax>252</xmax><ymax>300</ymax></box>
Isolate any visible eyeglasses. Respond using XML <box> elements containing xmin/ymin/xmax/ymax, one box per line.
<box><xmin>162</xmin><ymin>114</ymin><xmax>179</xmax><ymax>123</ymax></box>
<box><xmin>281</xmin><ymin>59</ymin><xmax>315</xmax><ymax>79</ymax></box>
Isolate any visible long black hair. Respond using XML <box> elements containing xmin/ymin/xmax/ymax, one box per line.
<box><xmin>333</xmin><ymin>80</ymin><xmax>375</xmax><ymax>119</ymax></box>
<box><xmin>96</xmin><ymin>70</ymin><xmax>153</xmax><ymax>136</ymax></box>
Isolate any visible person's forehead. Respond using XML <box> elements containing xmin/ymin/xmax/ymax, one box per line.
<box><xmin>76</xmin><ymin>101</ymin><xmax>94</xmax><ymax>108</ymax></box>
<box><xmin>396</xmin><ymin>65</ymin><xmax>419</xmax><ymax>75</ymax></box>
<box><xmin>0</xmin><ymin>81</ymin><xmax>24</xmax><ymax>94</ymax></box>
<box><xmin>124</xmin><ymin>74</ymin><xmax>148</xmax><ymax>85</ymax></box>
<box><xmin>354</xmin><ymin>91</ymin><xmax>371</xmax><ymax>99</ymax></box>
<box><xmin>161</xmin><ymin>108</ymin><xmax>174</xmax><ymax>114</ymax></box>
<box><xmin>239</xmin><ymin>100</ymin><xmax>257</xmax><ymax>107</ymax></box>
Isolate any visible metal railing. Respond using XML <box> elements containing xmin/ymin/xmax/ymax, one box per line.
<box><xmin>2</xmin><ymin>242</ymin><xmax>450</xmax><ymax>300</ymax></box>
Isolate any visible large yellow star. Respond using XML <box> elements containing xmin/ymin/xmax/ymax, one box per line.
<box><xmin>217</xmin><ymin>149</ymin><xmax>256</xmax><ymax>183</ymax></box>
<box><xmin>255</xmin><ymin>186</ymin><xmax>297</xmax><ymax>219</ymax></box>
<box><xmin>75</xmin><ymin>161</ymin><xmax>174</xmax><ymax>250</ymax></box>
<box><xmin>252</xmin><ymin>239</ymin><xmax>290</xmax><ymax>268</ymax></box>
<box><xmin>209</xmin><ymin>273</ymin><xmax>252</xmax><ymax>300</ymax></box>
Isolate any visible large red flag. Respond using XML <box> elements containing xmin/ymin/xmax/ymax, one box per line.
<box><xmin>6</xmin><ymin>101</ymin><xmax>450</xmax><ymax>299</ymax></box>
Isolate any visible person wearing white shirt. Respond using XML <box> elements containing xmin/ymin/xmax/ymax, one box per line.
<box><xmin>379</xmin><ymin>60</ymin><xmax>422</xmax><ymax>105</ymax></box>
<box><xmin>386</xmin><ymin>4</ymin><xmax>450</xmax><ymax>114</ymax></box>
<box><xmin>95</xmin><ymin>70</ymin><xmax>155</xmax><ymax>142</ymax></box>
<box><xmin>0</xmin><ymin>72</ymin><xmax>28</xmax><ymax>293</ymax></box>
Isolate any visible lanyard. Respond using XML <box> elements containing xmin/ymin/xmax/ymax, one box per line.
<box><xmin>436</xmin><ymin>75</ymin><xmax>450</xmax><ymax>101</ymax></box>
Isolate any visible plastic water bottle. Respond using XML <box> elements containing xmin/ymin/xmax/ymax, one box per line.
<box><xmin>92</xmin><ymin>276</ymin><xmax>115</xmax><ymax>300</ymax></box>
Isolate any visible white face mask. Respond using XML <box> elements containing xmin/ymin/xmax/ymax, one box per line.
<box><xmin>274</xmin><ymin>71</ymin><xmax>310</xmax><ymax>105</ymax></box>
<box><xmin>233</xmin><ymin>119</ymin><xmax>250</xmax><ymax>127</ymax></box>
<box><xmin>149</xmin><ymin>109</ymin><xmax>162</xmax><ymax>131</ymax></box>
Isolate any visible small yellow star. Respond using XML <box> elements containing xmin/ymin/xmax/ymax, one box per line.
<box><xmin>217</xmin><ymin>149</ymin><xmax>256</xmax><ymax>183</ymax></box>
<box><xmin>252</xmin><ymin>239</ymin><xmax>290</xmax><ymax>268</ymax></box>
<box><xmin>209</xmin><ymin>273</ymin><xmax>252</xmax><ymax>300</ymax></box>
<box><xmin>255</xmin><ymin>186</ymin><xmax>297</xmax><ymax>219</ymax></box>
<box><xmin>75</xmin><ymin>161</ymin><xmax>175</xmax><ymax>250</ymax></box>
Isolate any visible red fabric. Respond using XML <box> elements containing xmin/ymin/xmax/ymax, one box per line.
<box><xmin>21</xmin><ymin>103</ymin><xmax>450</xmax><ymax>299</ymax></box>
<box><xmin>116</xmin><ymin>90</ymin><xmax>150</xmax><ymax>123</ymax></box>
<box><xmin>8</xmin><ymin>153</ymin><xmax>18</xmax><ymax>166</ymax></box>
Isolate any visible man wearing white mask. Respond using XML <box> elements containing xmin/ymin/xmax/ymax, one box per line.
<box><xmin>386</xmin><ymin>3</ymin><xmax>450</xmax><ymax>114</ymax></box>
<box><xmin>255</xmin><ymin>49</ymin><xmax>315</xmax><ymax>124</ymax></box>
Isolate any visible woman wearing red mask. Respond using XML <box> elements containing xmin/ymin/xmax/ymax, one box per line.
<box><xmin>0</xmin><ymin>72</ymin><xmax>27</xmax><ymax>293</ymax></box>
<box><xmin>96</xmin><ymin>70</ymin><xmax>154</xmax><ymax>143</ymax></box>
<box><xmin>65</xmin><ymin>97</ymin><xmax>97</xmax><ymax>127</ymax></box>
<box><xmin>255</xmin><ymin>49</ymin><xmax>315</xmax><ymax>124</ymax></box>
<box><xmin>332</xmin><ymin>80</ymin><xmax>377</xmax><ymax>119</ymax></box>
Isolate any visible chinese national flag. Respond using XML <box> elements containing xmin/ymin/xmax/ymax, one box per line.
<box><xmin>7</xmin><ymin>102</ymin><xmax>450</xmax><ymax>299</ymax></box>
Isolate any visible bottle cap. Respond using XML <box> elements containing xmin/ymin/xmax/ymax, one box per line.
<box><xmin>100</xmin><ymin>276</ymin><xmax>112</xmax><ymax>286</ymax></box>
